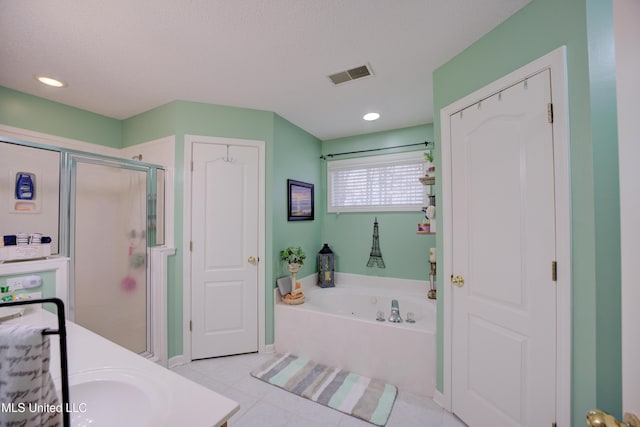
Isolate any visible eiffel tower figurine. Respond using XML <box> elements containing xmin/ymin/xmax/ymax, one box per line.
<box><xmin>367</xmin><ymin>217</ymin><xmax>385</xmax><ymax>268</ymax></box>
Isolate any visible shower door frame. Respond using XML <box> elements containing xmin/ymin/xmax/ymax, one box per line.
<box><xmin>0</xmin><ymin>133</ymin><xmax>167</xmax><ymax>362</ymax></box>
<box><xmin>62</xmin><ymin>152</ymin><xmax>163</xmax><ymax>359</ymax></box>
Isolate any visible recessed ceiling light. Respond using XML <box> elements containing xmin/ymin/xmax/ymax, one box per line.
<box><xmin>35</xmin><ymin>75</ymin><xmax>67</xmax><ymax>88</ymax></box>
<box><xmin>363</xmin><ymin>112</ymin><xmax>380</xmax><ymax>121</ymax></box>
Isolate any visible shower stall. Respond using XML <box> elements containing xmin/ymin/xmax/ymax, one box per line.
<box><xmin>0</xmin><ymin>139</ymin><xmax>165</xmax><ymax>358</ymax></box>
<box><xmin>63</xmin><ymin>153</ymin><xmax>165</xmax><ymax>356</ymax></box>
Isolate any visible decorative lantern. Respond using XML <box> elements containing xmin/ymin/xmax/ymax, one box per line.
<box><xmin>317</xmin><ymin>243</ymin><xmax>335</xmax><ymax>288</ymax></box>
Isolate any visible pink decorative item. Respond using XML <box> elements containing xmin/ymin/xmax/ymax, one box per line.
<box><xmin>121</xmin><ymin>275</ymin><xmax>136</xmax><ymax>291</ymax></box>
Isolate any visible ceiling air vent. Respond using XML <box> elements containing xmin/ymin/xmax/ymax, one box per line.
<box><xmin>328</xmin><ymin>64</ymin><xmax>373</xmax><ymax>85</ymax></box>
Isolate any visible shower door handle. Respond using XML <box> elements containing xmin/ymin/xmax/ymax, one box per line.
<box><xmin>247</xmin><ymin>256</ymin><xmax>257</xmax><ymax>265</ymax></box>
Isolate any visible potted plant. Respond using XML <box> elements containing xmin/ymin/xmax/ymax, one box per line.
<box><xmin>280</xmin><ymin>246</ymin><xmax>306</xmax><ymax>272</ymax></box>
<box><xmin>280</xmin><ymin>246</ymin><xmax>306</xmax><ymax>298</ymax></box>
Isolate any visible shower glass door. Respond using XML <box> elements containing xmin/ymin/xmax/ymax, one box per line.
<box><xmin>70</xmin><ymin>157</ymin><xmax>150</xmax><ymax>355</ymax></box>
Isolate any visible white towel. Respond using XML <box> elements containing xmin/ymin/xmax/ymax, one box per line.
<box><xmin>0</xmin><ymin>324</ymin><xmax>62</xmax><ymax>427</ymax></box>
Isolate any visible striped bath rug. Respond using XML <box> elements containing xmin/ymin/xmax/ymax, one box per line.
<box><xmin>250</xmin><ymin>353</ymin><xmax>397</xmax><ymax>426</ymax></box>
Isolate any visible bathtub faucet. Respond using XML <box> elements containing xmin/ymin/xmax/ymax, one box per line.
<box><xmin>388</xmin><ymin>299</ymin><xmax>403</xmax><ymax>323</ymax></box>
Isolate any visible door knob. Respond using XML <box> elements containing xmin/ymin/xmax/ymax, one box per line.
<box><xmin>451</xmin><ymin>275</ymin><xmax>465</xmax><ymax>287</ymax></box>
<box><xmin>247</xmin><ymin>256</ymin><xmax>257</xmax><ymax>265</ymax></box>
<box><xmin>587</xmin><ymin>409</ymin><xmax>640</xmax><ymax>427</ymax></box>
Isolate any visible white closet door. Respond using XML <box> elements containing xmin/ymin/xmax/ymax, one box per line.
<box><xmin>191</xmin><ymin>142</ymin><xmax>259</xmax><ymax>359</ymax></box>
<box><xmin>450</xmin><ymin>69</ymin><xmax>557</xmax><ymax>426</ymax></box>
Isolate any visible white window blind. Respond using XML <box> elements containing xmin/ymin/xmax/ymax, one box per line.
<box><xmin>327</xmin><ymin>151</ymin><xmax>425</xmax><ymax>213</ymax></box>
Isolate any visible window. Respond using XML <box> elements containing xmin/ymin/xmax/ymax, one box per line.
<box><xmin>327</xmin><ymin>151</ymin><xmax>426</xmax><ymax>213</ymax></box>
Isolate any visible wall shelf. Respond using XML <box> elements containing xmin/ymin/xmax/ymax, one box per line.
<box><xmin>416</xmin><ymin>231</ymin><xmax>436</xmax><ymax>235</ymax></box>
<box><xmin>419</xmin><ymin>176</ymin><xmax>435</xmax><ymax>186</ymax></box>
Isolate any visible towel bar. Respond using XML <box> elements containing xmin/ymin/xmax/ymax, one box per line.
<box><xmin>1</xmin><ymin>298</ymin><xmax>70</xmax><ymax>427</ymax></box>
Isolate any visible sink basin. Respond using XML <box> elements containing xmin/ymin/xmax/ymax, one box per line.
<box><xmin>69</xmin><ymin>380</ymin><xmax>151</xmax><ymax>426</ymax></box>
<box><xmin>57</xmin><ymin>368</ymin><xmax>170</xmax><ymax>427</ymax></box>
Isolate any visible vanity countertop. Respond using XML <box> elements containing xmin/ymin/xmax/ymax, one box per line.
<box><xmin>2</xmin><ymin>306</ymin><xmax>239</xmax><ymax>427</ymax></box>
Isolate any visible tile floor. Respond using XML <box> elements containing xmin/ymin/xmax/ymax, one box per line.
<box><xmin>171</xmin><ymin>352</ymin><xmax>467</xmax><ymax>427</ymax></box>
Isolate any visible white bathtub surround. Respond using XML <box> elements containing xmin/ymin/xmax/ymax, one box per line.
<box><xmin>275</xmin><ymin>274</ymin><xmax>435</xmax><ymax>397</ymax></box>
<box><xmin>4</xmin><ymin>307</ymin><xmax>238</xmax><ymax>427</ymax></box>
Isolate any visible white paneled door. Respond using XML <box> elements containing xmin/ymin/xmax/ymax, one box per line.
<box><xmin>450</xmin><ymin>70</ymin><xmax>557</xmax><ymax>426</ymax></box>
<box><xmin>191</xmin><ymin>142</ymin><xmax>259</xmax><ymax>359</ymax></box>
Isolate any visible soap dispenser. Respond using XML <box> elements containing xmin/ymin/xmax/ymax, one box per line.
<box><xmin>15</xmin><ymin>172</ymin><xmax>35</xmax><ymax>200</ymax></box>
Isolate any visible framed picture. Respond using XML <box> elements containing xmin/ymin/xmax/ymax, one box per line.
<box><xmin>287</xmin><ymin>179</ymin><xmax>314</xmax><ymax>221</ymax></box>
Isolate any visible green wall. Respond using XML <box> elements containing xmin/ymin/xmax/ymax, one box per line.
<box><xmin>122</xmin><ymin>103</ymin><xmax>178</xmax><ymax>147</ymax></box>
<box><xmin>117</xmin><ymin>106</ymin><xmax>424</xmax><ymax>354</ymax></box>
<box><xmin>0</xmin><ymin>87</ymin><xmax>426</xmax><ymax>355</ymax></box>
<box><xmin>321</xmin><ymin>124</ymin><xmax>434</xmax><ymax>281</ymax></box>
<box><xmin>0</xmin><ymin>90</ymin><xmax>323</xmax><ymax>358</ymax></box>
<box><xmin>586</xmin><ymin>0</ymin><xmax>621</xmax><ymax>414</ymax></box>
<box><xmin>272</xmin><ymin>114</ymin><xmax>323</xmax><ymax>282</ymax></box>
<box><xmin>2</xmin><ymin>4</ymin><xmax>625</xmax><ymax>418</ymax></box>
<box><xmin>433</xmin><ymin>0</ymin><xmax>621</xmax><ymax>422</ymax></box>
<box><xmin>122</xmin><ymin>100</ymin><xmax>322</xmax><ymax>355</ymax></box>
<box><xmin>129</xmin><ymin>101</ymin><xmax>276</xmax><ymax>357</ymax></box>
<box><xmin>0</xmin><ymin>86</ymin><xmax>122</xmax><ymax>147</ymax></box>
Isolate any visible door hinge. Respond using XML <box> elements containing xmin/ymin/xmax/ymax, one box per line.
<box><xmin>552</xmin><ymin>261</ymin><xmax>557</xmax><ymax>282</ymax></box>
<box><xmin>189</xmin><ymin>320</ymin><xmax>192</xmax><ymax>332</ymax></box>
<box><xmin>190</xmin><ymin>241</ymin><xmax>193</xmax><ymax>252</ymax></box>
<box><xmin>191</xmin><ymin>161</ymin><xmax>194</xmax><ymax>172</ymax></box>
<box><xmin>547</xmin><ymin>103</ymin><xmax>554</xmax><ymax>123</ymax></box>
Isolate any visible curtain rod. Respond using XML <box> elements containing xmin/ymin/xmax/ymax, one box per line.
<box><xmin>319</xmin><ymin>141</ymin><xmax>433</xmax><ymax>160</ymax></box>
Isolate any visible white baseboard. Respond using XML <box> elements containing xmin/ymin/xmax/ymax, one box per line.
<box><xmin>262</xmin><ymin>344</ymin><xmax>275</xmax><ymax>354</ymax></box>
<box><xmin>168</xmin><ymin>355</ymin><xmax>189</xmax><ymax>369</ymax></box>
<box><xmin>433</xmin><ymin>390</ymin><xmax>446</xmax><ymax>409</ymax></box>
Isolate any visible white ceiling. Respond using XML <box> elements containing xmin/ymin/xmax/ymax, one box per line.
<box><xmin>0</xmin><ymin>0</ymin><xmax>531</xmax><ymax>140</ymax></box>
